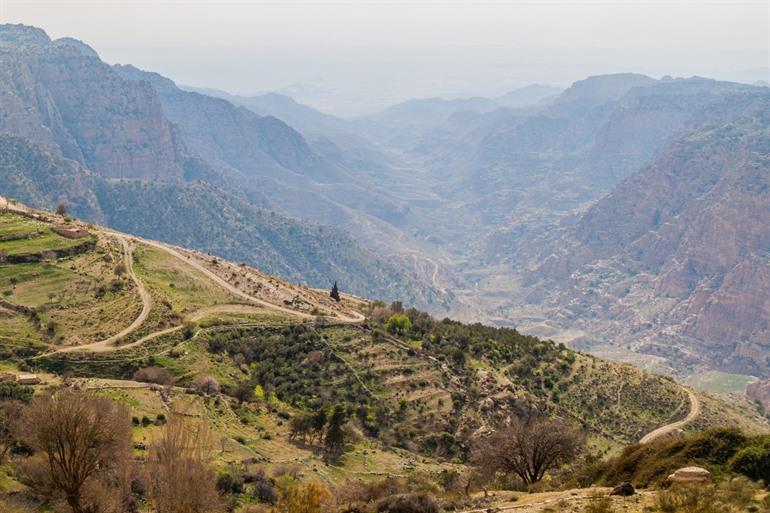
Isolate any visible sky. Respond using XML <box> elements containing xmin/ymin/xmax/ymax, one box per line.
<box><xmin>1</xmin><ymin>0</ymin><xmax>769</xmax><ymax>116</ymax></box>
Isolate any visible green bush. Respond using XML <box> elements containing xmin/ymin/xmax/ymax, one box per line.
<box><xmin>0</xmin><ymin>382</ymin><xmax>33</xmax><ymax>403</ymax></box>
<box><xmin>731</xmin><ymin>440</ymin><xmax>770</xmax><ymax>484</ymax></box>
<box><xmin>599</xmin><ymin>428</ymin><xmax>751</xmax><ymax>487</ymax></box>
<box><xmin>385</xmin><ymin>315</ymin><xmax>412</xmax><ymax>336</ymax></box>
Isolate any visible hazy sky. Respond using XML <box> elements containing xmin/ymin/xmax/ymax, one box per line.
<box><xmin>2</xmin><ymin>0</ymin><xmax>768</xmax><ymax>116</ymax></box>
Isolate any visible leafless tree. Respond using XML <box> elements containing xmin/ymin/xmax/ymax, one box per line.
<box><xmin>20</xmin><ymin>390</ymin><xmax>134</xmax><ymax>513</ymax></box>
<box><xmin>192</xmin><ymin>374</ymin><xmax>220</xmax><ymax>395</ymax></box>
<box><xmin>471</xmin><ymin>409</ymin><xmax>584</xmax><ymax>487</ymax></box>
<box><xmin>146</xmin><ymin>416</ymin><xmax>224</xmax><ymax>513</ymax></box>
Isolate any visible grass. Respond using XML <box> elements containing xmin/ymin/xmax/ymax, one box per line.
<box><xmin>133</xmin><ymin>245</ymin><xmax>243</xmax><ymax>315</ymax></box>
<box><xmin>0</xmin><ymin>213</ymin><xmax>91</xmax><ymax>257</ymax></box>
<box><xmin>0</xmin><ymin>262</ymin><xmax>81</xmax><ymax>306</ymax></box>
<box><xmin>0</xmin><ymin>212</ymin><xmax>47</xmax><ymax>239</ymax></box>
<box><xmin>0</xmin><ymin>245</ymin><xmax>146</xmax><ymax>348</ymax></box>
<box><xmin>686</xmin><ymin>371</ymin><xmax>757</xmax><ymax>394</ymax></box>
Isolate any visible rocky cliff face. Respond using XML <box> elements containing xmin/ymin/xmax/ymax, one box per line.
<box><xmin>0</xmin><ymin>25</ymin><xmax>444</xmax><ymax>307</ymax></box>
<box><xmin>514</xmin><ymin>92</ymin><xmax>770</xmax><ymax>376</ymax></box>
<box><xmin>0</xmin><ymin>25</ymin><xmax>186</xmax><ymax>181</ymax></box>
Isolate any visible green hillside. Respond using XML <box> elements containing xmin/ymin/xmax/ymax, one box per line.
<box><xmin>0</xmin><ymin>201</ymin><xmax>768</xmax><ymax>513</ymax></box>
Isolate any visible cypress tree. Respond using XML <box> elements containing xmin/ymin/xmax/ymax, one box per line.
<box><xmin>330</xmin><ymin>281</ymin><xmax>340</xmax><ymax>302</ymax></box>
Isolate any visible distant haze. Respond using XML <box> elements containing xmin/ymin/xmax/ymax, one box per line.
<box><xmin>2</xmin><ymin>0</ymin><xmax>768</xmax><ymax>116</ymax></box>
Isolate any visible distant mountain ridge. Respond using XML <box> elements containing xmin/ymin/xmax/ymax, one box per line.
<box><xmin>0</xmin><ymin>24</ymin><xmax>443</xmax><ymax>306</ymax></box>
<box><xmin>509</xmin><ymin>91</ymin><xmax>770</xmax><ymax>377</ymax></box>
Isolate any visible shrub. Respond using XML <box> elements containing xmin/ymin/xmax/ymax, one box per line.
<box><xmin>133</xmin><ymin>366</ymin><xmax>174</xmax><ymax>386</ymax></box>
<box><xmin>730</xmin><ymin>441</ymin><xmax>770</xmax><ymax>484</ymax></box>
<box><xmin>192</xmin><ymin>375</ymin><xmax>221</xmax><ymax>395</ymax></box>
<box><xmin>245</xmin><ymin>469</ymin><xmax>276</xmax><ymax>504</ymax></box>
<box><xmin>181</xmin><ymin>322</ymin><xmax>195</xmax><ymax>340</ymax></box>
<box><xmin>217</xmin><ymin>470</ymin><xmax>244</xmax><ymax>494</ymax></box>
<box><xmin>0</xmin><ymin>382</ymin><xmax>34</xmax><ymax>403</ymax></box>
<box><xmin>599</xmin><ymin>428</ymin><xmax>749</xmax><ymax>487</ymax></box>
<box><xmin>375</xmin><ymin>493</ymin><xmax>439</xmax><ymax>513</ymax></box>
<box><xmin>385</xmin><ymin>315</ymin><xmax>412</xmax><ymax>336</ymax></box>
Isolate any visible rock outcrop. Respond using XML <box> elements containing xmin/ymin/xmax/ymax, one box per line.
<box><xmin>610</xmin><ymin>482</ymin><xmax>635</xmax><ymax>496</ymax></box>
<box><xmin>667</xmin><ymin>467</ymin><xmax>711</xmax><ymax>484</ymax></box>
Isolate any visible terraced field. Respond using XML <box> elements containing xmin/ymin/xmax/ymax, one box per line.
<box><xmin>1</xmin><ymin>197</ymin><xmax>767</xmax><ymax>490</ymax></box>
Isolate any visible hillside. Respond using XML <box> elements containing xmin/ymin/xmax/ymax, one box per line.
<box><xmin>1</xmin><ymin>198</ymin><xmax>769</xmax><ymax>513</ymax></box>
<box><xmin>0</xmin><ymin>135</ymin><xmax>442</xmax><ymax>305</ymax></box>
<box><xmin>500</xmin><ymin>92</ymin><xmax>770</xmax><ymax>380</ymax></box>
<box><xmin>0</xmin><ymin>24</ymin><xmax>443</xmax><ymax>306</ymax></box>
<box><xmin>0</xmin><ymin>199</ymin><xmax>766</xmax><ymax>478</ymax></box>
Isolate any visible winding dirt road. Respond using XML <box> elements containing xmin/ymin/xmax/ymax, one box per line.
<box><xmin>140</xmin><ymin>238</ymin><xmax>317</xmax><ymax>320</ymax></box>
<box><xmin>139</xmin><ymin>238</ymin><xmax>366</xmax><ymax>324</ymax></box>
<box><xmin>41</xmin><ymin>230</ymin><xmax>365</xmax><ymax>356</ymax></box>
<box><xmin>639</xmin><ymin>386</ymin><xmax>701</xmax><ymax>444</ymax></box>
<box><xmin>45</xmin><ymin>235</ymin><xmax>152</xmax><ymax>356</ymax></box>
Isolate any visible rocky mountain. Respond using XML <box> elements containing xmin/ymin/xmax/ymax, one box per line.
<box><xmin>0</xmin><ymin>24</ymin><xmax>442</xmax><ymax>306</ymax></box>
<box><xmin>507</xmin><ymin>91</ymin><xmax>770</xmax><ymax>377</ymax></box>
<box><xmin>182</xmin><ymin>87</ymin><xmax>397</xmax><ymax>177</ymax></box>
<box><xmin>115</xmin><ymin>65</ymin><xmax>437</xmax><ymax>257</ymax></box>
<box><xmin>0</xmin><ymin>134</ymin><xmax>439</xmax><ymax>303</ymax></box>
<box><xmin>0</xmin><ymin>25</ymin><xmax>186</xmax><ymax>181</ymax></box>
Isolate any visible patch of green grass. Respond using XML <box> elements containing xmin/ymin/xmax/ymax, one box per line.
<box><xmin>0</xmin><ymin>227</ymin><xmax>89</xmax><ymax>257</ymax></box>
<box><xmin>0</xmin><ymin>262</ymin><xmax>82</xmax><ymax>306</ymax></box>
<box><xmin>0</xmin><ymin>212</ymin><xmax>47</xmax><ymax>239</ymax></box>
<box><xmin>686</xmin><ymin>370</ymin><xmax>757</xmax><ymax>394</ymax></box>
<box><xmin>133</xmin><ymin>245</ymin><xmax>242</xmax><ymax>314</ymax></box>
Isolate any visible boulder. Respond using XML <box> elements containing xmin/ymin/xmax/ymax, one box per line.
<box><xmin>667</xmin><ymin>466</ymin><xmax>711</xmax><ymax>484</ymax></box>
<box><xmin>610</xmin><ymin>482</ymin><xmax>635</xmax><ymax>496</ymax></box>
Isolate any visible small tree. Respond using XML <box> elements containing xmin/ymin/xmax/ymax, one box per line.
<box><xmin>55</xmin><ymin>202</ymin><xmax>68</xmax><ymax>217</ymax></box>
<box><xmin>471</xmin><ymin>409</ymin><xmax>584</xmax><ymax>487</ymax></box>
<box><xmin>21</xmin><ymin>391</ymin><xmax>134</xmax><ymax>513</ymax></box>
<box><xmin>289</xmin><ymin>413</ymin><xmax>314</xmax><ymax>443</ymax></box>
<box><xmin>330</xmin><ymin>281</ymin><xmax>340</xmax><ymax>302</ymax></box>
<box><xmin>146</xmin><ymin>417</ymin><xmax>223</xmax><ymax>513</ymax></box>
<box><xmin>311</xmin><ymin>408</ymin><xmax>327</xmax><ymax>443</ymax></box>
<box><xmin>133</xmin><ymin>366</ymin><xmax>174</xmax><ymax>386</ymax></box>
<box><xmin>386</xmin><ymin>314</ymin><xmax>412</xmax><ymax>336</ymax></box>
<box><xmin>323</xmin><ymin>405</ymin><xmax>346</xmax><ymax>463</ymax></box>
<box><xmin>192</xmin><ymin>375</ymin><xmax>220</xmax><ymax>395</ymax></box>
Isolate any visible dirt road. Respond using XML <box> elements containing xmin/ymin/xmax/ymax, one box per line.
<box><xmin>639</xmin><ymin>386</ymin><xmax>701</xmax><ymax>444</ymax></box>
<box><xmin>45</xmin><ymin>235</ymin><xmax>152</xmax><ymax>355</ymax></box>
<box><xmin>41</xmin><ymin>230</ymin><xmax>366</xmax><ymax>356</ymax></box>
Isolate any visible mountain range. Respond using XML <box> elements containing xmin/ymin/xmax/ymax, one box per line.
<box><xmin>0</xmin><ymin>24</ymin><xmax>446</xmax><ymax>307</ymax></box>
<box><xmin>2</xmin><ymin>23</ymin><xmax>770</xmax><ymax>387</ymax></box>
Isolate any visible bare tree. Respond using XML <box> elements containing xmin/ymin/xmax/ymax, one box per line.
<box><xmin>20</xmin><ymin>390</ymin><xmax>133</xmax><ymax>513</ymax></box>
<box><xmin>146</xmin><ymin>416</ymin><xmax>224</xmax><ymax>513</ymax></box>
<box><xmin>192</xmin><ymin>374</ymin><xmax>220</xmax><ymax>395</ymax></box>
<box><xmin>471</xmin><ymin>409</ymin><xmax>584</xmax><ymax>487</ymax></box>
